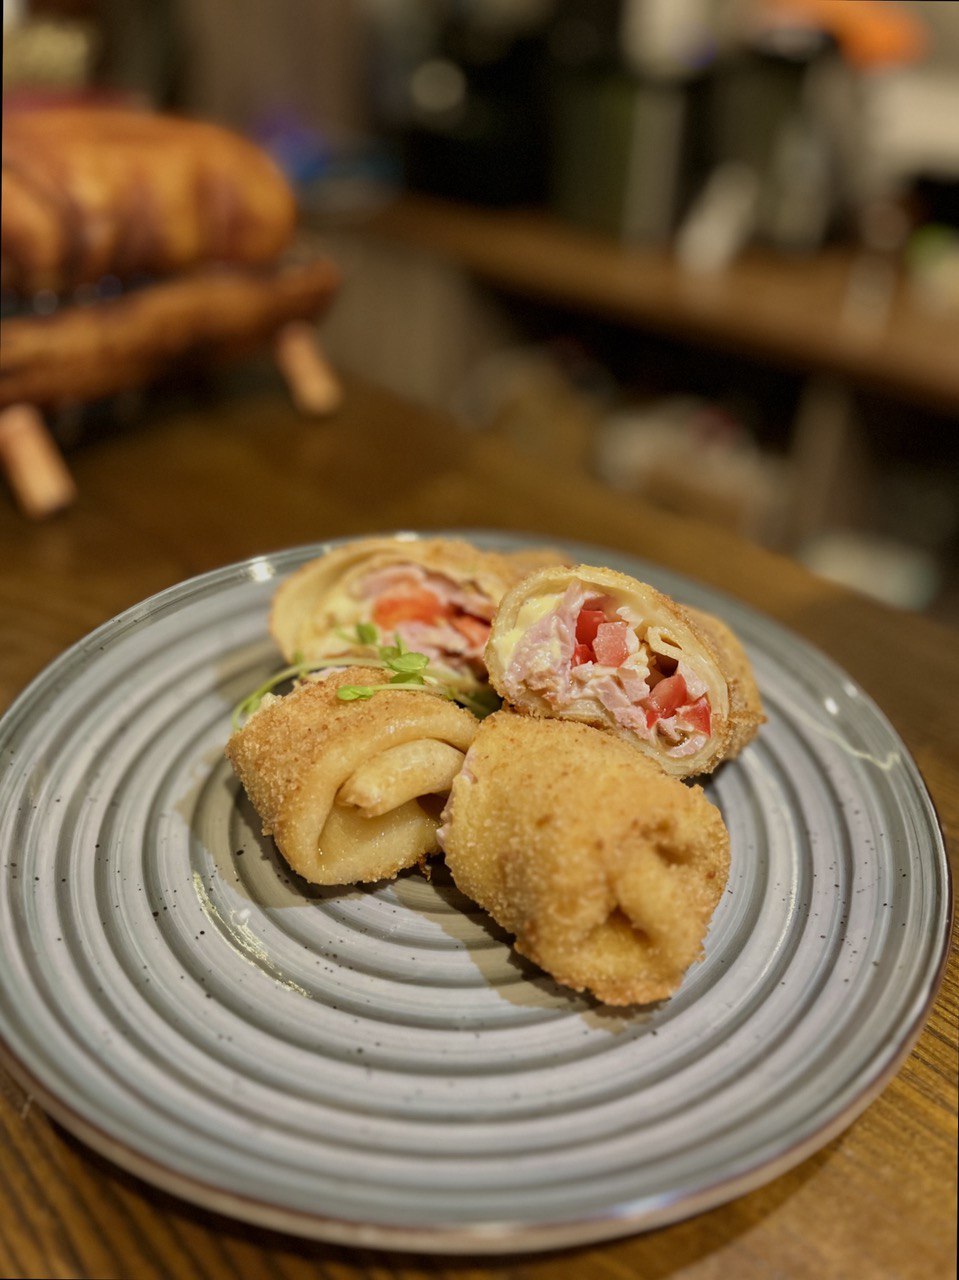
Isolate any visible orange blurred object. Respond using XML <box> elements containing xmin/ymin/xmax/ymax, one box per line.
<box><xmin>765</xmin><ymin>0</ymin><xmax>927</xmax><ymax>68</ymax></box>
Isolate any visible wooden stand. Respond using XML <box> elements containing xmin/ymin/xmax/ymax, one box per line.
<box><xmin>0</xmin><ymin>324</ymin><xmax>343</xmax><ymax>520</ymax></box>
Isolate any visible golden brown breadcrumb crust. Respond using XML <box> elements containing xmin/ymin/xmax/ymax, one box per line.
<box><xmin>226</xmin><ymin>667</ymin><xmax>478</xmax><ymax>885</ymax></box>
<box><xmin>685</xmin><ymin>606</ymin><xmax>765</xmax><ymax>761</ymax></box>
<box><xmin>440</xmin><ymin>713</ymin><xmax>730</xmax><ymax>1006</ymax></box>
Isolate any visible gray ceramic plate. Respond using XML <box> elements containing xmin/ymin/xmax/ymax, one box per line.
<box><xmin>0</xmin><ymin>533</ymin><xmax>951</xmax><ymax>1254</ymax></box>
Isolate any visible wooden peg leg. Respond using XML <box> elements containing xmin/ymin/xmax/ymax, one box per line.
<box><xmin>0</xmin><ymin>404</ymin><xmax>78</xmax><ymax>519</ymax></box>
<box><xmin>274</xmin><ymin>322</ymin><xmax>344</xmax><ymax>417</ymax></box>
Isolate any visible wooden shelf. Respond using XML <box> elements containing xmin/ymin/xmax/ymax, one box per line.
<box><xmin>343</xmin><ymin>194</ymin><xmax>959</xmax><ymax>414</ymax></box>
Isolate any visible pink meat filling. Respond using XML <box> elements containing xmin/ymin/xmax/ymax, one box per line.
<box><xmin>355</xmin><ymin>564</ymin><xmax>494</xmax><ymax>673</ymax></box>
<box><xmin>504</xmin><ymin>585</ymin><xmax>712</xmax><ymax>754</ymax></box>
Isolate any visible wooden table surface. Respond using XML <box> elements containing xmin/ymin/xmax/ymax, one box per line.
<box><xmin>0</xmin><ymin>375</ymin><xmax>956</xmax><ymax>1280</ymax></box>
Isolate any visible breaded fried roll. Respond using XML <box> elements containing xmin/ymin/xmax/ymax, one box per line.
<box><xmin>226</xmin><ymin>668</ymin><xmax>478</xmax><ymax>885</ymax></box>
<box><xmin>485</xmin><ymin>564</ymin><xmax>763</xmax><ymax>777</ymax></box>
<box><xmin>270</xmin><ymin>536</ymin><xmax>565</xmax><ymax>689</ymax></box>
<box><xmin>439</xmin><ymin>714</ymin><xmax>730</xmax><ymax>1006</ymax></box>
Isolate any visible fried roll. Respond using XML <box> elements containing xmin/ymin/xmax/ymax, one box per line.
<box><xmin>439</xmin><ymin>714</ymin><xmax>730</xmax><ymax>1006</ymax></box>
<box><xmin>485</xmin><ymin>564</ymin><xmax>763</xmax><ymax>777</ymax></box>
<box><xmin>270</xmin><ymin>536</ymin><xmax>565</xmax><ymax>689</ymax></box>
<box><xmin>226</xmin><ymin>668</ymin><xmax>478</xmax><ymax>885</ymax></box>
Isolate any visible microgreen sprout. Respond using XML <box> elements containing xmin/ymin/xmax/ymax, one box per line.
<box><xmin>231</xmin><ymin>652</ymin><xmax>310</xmax><ymax>730</ymax></box>
<box><xmin>231</xmin><ymin>622</ymin><xmax>501</xmax><ymax>728</ymax></box>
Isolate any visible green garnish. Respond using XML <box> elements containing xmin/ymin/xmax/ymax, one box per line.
<box><xmin>231</xmin><ymin>622</ymin><xmax>502</xmax><ymax>728</ymax></box>
<box><xmin>231</xmin><ymin>652</ymin><xmax>310</xmax><ymax>729</ymax></box>
<box><xmin>386</xmin><ymin>651</ymin><xmax>429</xmax><ymax>676</ymax></box>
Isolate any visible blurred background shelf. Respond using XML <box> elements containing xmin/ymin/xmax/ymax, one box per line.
<box><xmin>303</xmin><ymin>193</ymin><xmax>959</xmax><ymax>623</ymax></box>
<box><xmin>334</xmin><ymin>192</ymin><xmax>959</xmax><ymax>413</ymax></box>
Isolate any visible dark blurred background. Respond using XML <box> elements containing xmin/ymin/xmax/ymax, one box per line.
<box><xmin>5</xmin><ymin>0</ymin><xmax>959</xmax><ymax>618</ymax></box>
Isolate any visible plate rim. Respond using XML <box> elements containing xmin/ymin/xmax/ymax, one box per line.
<box><xmin>0</xmin><ymin>996</ymin><xmax>950</xmax><ymax>1257</ymax></box>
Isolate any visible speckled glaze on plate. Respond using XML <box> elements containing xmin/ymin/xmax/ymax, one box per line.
<box><xmin>0</xmin><ymin>533</ymin><xmax>950</xmax><ymax>1255</ymax></box>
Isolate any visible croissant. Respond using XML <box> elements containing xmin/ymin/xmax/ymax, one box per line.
<box><xmin>225</xmin><ymin>668</ymin><xmax>478</xmax><ymax>885</ymax></box>
<box><xmin>485</xmin><ymin>564</ymin><xmax>763</xmax><ymax>777</ymax></box>
<box><xmin>270</xmin><ymin>536</ymin><xmax>566</xmax><ymax>691</ymax></box>
<box><xmin>2</xmin><ymin>107</ymin><xmax>296</xmax><ymax>295</ymax></box>
<box><xmin>439</xmin><ymin>713</ymin><xmax>730</xmax><ymax>1005</ymax></box>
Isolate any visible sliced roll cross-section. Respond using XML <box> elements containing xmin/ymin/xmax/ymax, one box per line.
<box><xmin>439</xmin><ymin>713</ymin><xmax>731</xmax><ymax>1006</ymax></box>
<box><xmin>485</xmin><ymin>564</ymin><xmax>763</xmax><ymax>777</ymax></box>
<box><xmin>270</xmin><ymin>536</ymin><xmax>565</xmax><ymax>691</ymax></box>
<box><xmin>226</xmin><ymin>668</ymin><xmax>478</xmax><ymax>885</ymax></box>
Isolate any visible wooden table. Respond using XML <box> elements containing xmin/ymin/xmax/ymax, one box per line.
<box><xmin>0</xmin><ymin>376</ymin><xmax>956</xmax><ymax>1280</ymax></box>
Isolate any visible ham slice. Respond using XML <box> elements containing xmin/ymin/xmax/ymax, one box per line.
<box><xmin>486</xmin><ymin>563</ymin><xmax>764</xmax><ymax>778</ymax></box>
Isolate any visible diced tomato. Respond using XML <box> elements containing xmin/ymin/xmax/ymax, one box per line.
<box><xmin>450</xmin><ymin>613</ymin><xmax>490</xmax><ymax>648</ymax></box>
<box><xmin>373</xmin><ymin>588</ymin><xmax>446</xmax><ymax>629</ymax></box>
<box><xmin>646</xmin><ymin>672</ymin><xmax>688</xmax><ymax>718</ymax></box>
<box><xmin>680</xmin><ymin>695</ymin><xmax>711</xmax><ymax>735</ymax></box>
<box><xmin>571</xmin><ymin>642</ymin><xmax>593</xmax><ymax>666</ymax></box>
<box><xmin>575</xmin><ymin>608</ymin><xmax>607</xmax><ymax>648</ymax></box>
<box><xmin>592</xmin><ymin>621</ymin><xmax>631</xmax><ymax>667</ymax></box>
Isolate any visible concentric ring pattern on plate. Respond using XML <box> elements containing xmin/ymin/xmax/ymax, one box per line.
<box><xmin>0</xmin><ymin>533</ymin><xmax>950</xmax><ymax>1254</ymax></box>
